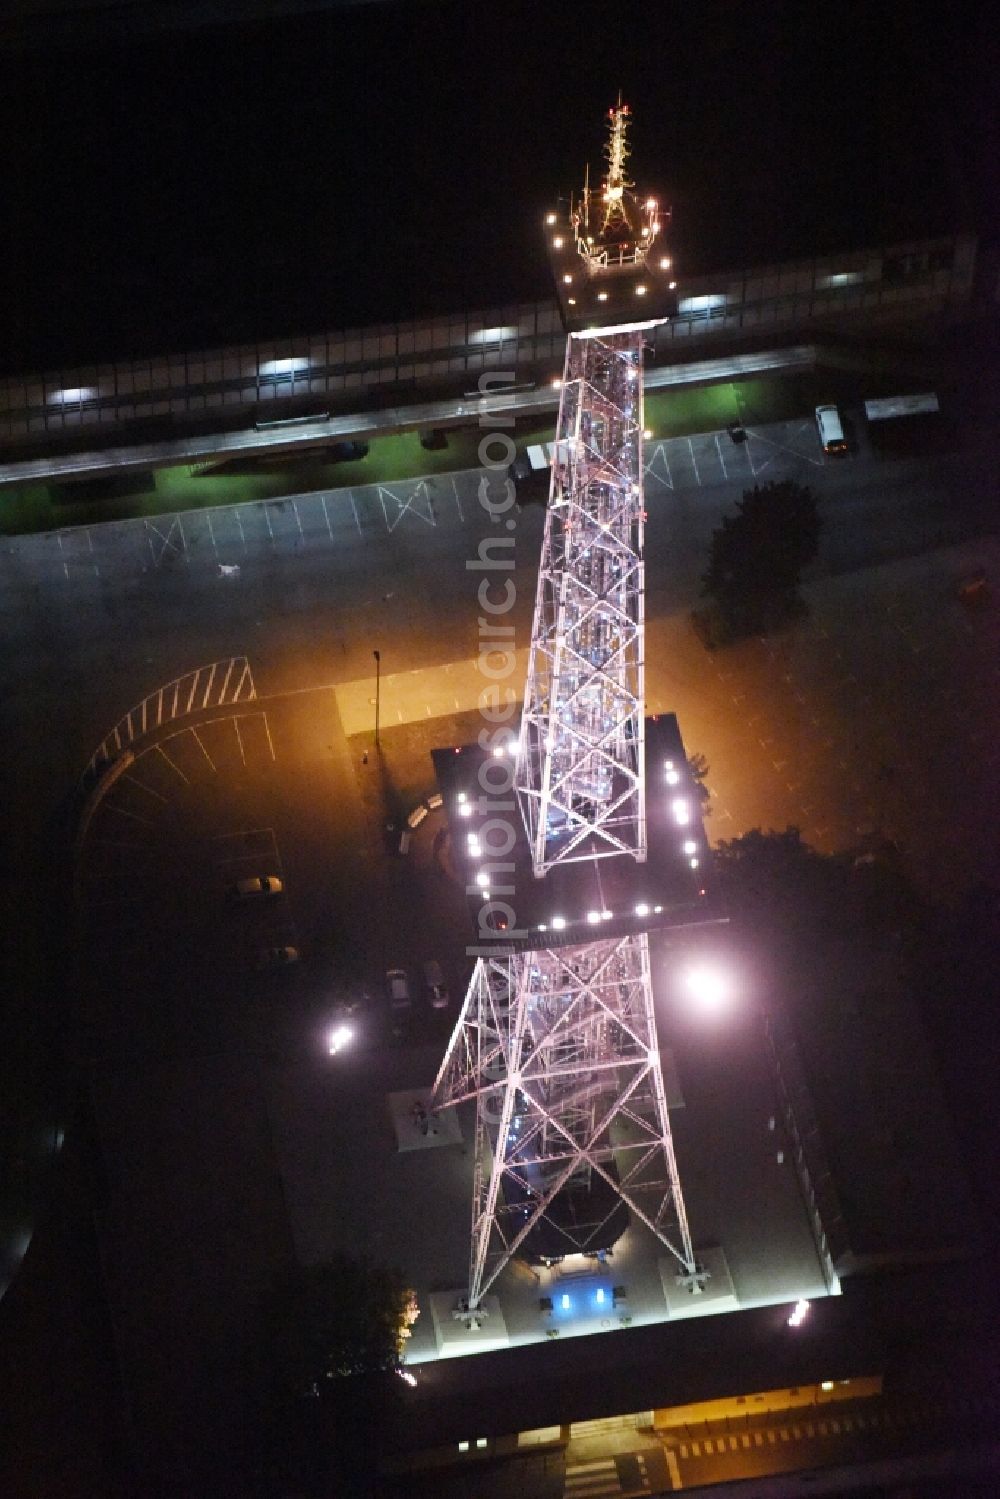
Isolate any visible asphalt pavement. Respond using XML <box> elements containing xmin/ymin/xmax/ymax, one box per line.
<box><xmin>2</xmin><ymin>408</ymin><xmax>998</xmax><ymax>1492</ymax></box>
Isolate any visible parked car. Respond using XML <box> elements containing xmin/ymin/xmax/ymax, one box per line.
<box><xmin>257</xmin><ymin>945</ymin><xmax>299</xmax><ymax>970</ymax></box>
<box><xmin>232</xmin><ymin>874</ymin><xmax>283</xmax><ymax>899</ymax></box>
<box><xmin>386</xmin><ymin>968</ymin><xmax>412</xmax><ymax>1011</ymax></box>
<box><xmin>815</xmin><ymin>404</ymin><xmax>847</xmax><ymax>454</ymax></box>
<box><xmin>423</xmin><ymin>959</ymin><xmax>449</xmax><ymax>1010</ymax></box>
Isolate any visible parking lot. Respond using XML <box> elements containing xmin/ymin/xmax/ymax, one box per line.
<box><xmin>5</xmin><ymin>396</ymin><xmax>997</xmax><ymax>1482</ymax></box>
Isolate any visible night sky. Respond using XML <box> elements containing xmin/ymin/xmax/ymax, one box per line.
<box><xmin>1</xmin><ymin>0</ymin><xmax>994</xmax><ymax>372</ymax></box>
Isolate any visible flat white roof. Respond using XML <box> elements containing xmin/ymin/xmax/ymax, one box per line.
<box><xmin>864</xmin><ymin>392</ymin><xmax>939</xmax><ymax>420</ymax></box>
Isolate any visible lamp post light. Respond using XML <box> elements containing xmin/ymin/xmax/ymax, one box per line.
<box><xmin>373</xmin><ymin>650</ymin><xmax>381</xmax><ymax>749</ymax></box>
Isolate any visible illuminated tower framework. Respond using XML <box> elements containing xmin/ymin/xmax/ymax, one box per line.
<box><xmin>434</xmin><ymin>104</ymin><xmax>704</xmax><ymax>1319</ymax></box>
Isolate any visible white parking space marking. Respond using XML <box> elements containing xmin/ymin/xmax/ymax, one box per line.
<box><xmin>106</xmin><ymin>803</ymin><xmax>153</xmax><ymax>827</ymax></box>
<box><xmin>377</xmin><ymin>480</ymin><xmax>438</xmax><ymax>532</ymax></box>
<box><xmin>145</xmin><ymin>517</ymin><xmax>185</xmax><ymax>566</ymax></box>
<box><xmin>120</xmin><ymin>772</ymin><xmax>168</xmax><ymax>804</ymax></box>
<box><xmin>191</xmin><ymin>728</ymin><xmax>216</xmax><ymax>771</ymax></box>
<box><xmin>348</xmin><ymin>489</ymin><xmax>362</xmax><ymax>535</ymax></box>
<box><xmin>54</xmin><ymin>527</ymin><xmax>102</xmax><ymax>579</ymax></box>
<box><xmin>155</xmin><ymin>741</ymin><xmax>189</xmax><ymax>785</ymax></box>
<box><xmin>643</xmin><ymin>442</ymin><xmax>674</xmax><ymax>491</ymax></box>
<box><xmin>686</xmin><ymin>437</ymin><xmax>701</xmax><ymax>486</ymax></box>
<box><xmin>714</xmin><ymin>432</ymin><xmax>729</xmax><ymax>480</ymax></box>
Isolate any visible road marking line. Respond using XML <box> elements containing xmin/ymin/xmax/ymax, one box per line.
<box><xmin>264</xmin><ymin>503</ymin><xmax>274</xmax><ymax>540</ymax></box>
<box><xmin>106</xmin><ymin>804</ymin><xmax>154</xmax><ymax>826</ymax></box>
<box><xmin>236</xmin><ymin>660</ymin><xmax>254</xmax><ymax>700</ymax></box>
<box><xmin>202</xmin><ymin>659</ymin><xmax>218</xmax><ymax>708</ymax></box>
<box><xmin>235</xmin><ymin>507</ymin><xmax>247</xmax><ymax>547</ymax></box>
<box><xmin>293</xmin><ymin>499</ymin><xmax>304</xmax><ymax>538</ymax></box>
<box><xmin>185</xmin><ymin>672</ymin><xmax>199</xmax><ymax>714</ymax></box>
<box><xmin>177</xmin><ymin>514</ymin><xmax>188</xmax><ymax>563</ymax></box>
<box><xmin>714</xmin><ymin>432</ymin><xmax>729</xmax><ymax>480</ymax></box>
<box><xmin>686</xmin><ymin>436</ymin><xmax>701</xmax><ymax>486</ymax></box>
<box><xmin>121</xmin><ymin>773</ymin><xmax>167</xmax><ymax>803</ymax></box>
<box><xmin>206</xmin><ymin>509</ymin><xmax>217</xmax><ymax>554</ymax></box>
<box><xmin>220</xmin><ymin>657</ymin><xmax>235</xmax><ymax>702</ymax></box>
<box><xmin>262</xmin><ymin>712</ymin><xmax>276</xmax><ymax>761</ymax></box>
<box><xmin>233</xmin><ymin>718</ymin><xmax>246</xmax><ymax>766</ymax></box>
<box><xmin>349</xmin><ymin>490</ymin><xmax>362</xmax><ymax>536</ymax></box>
<box><xmin>451</xmin><ymin>475</ymin><xmax>464</xmax><ymax>520</ymax></box>
<box><xmin>321</xmin><ymin>493</ymin><xmax>335</xmax><ymax>540</ymax></box>
<box><xmin>191</xmin><ymin>728</ymin><xmax>216</xmax><ymax>771</ymax></box>
<box><xmin>156</xmin><ymin>742</ymin><xmax>189</xmax><ymax>785</ymax></box>
<box><xmin>661</xmin><ymin>446</ymin><xmax>674</xmax><ymax>489</ymax></box>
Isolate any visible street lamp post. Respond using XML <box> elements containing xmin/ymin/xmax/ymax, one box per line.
<box><xmin>373</xmin><ymin>650</ymin><xmax>381</xmax><ymax>749</ymax></box>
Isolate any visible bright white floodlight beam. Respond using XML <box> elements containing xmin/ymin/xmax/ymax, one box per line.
<box><xmin>327</xmin><ymin>1023</ymin><xmax>353</xmax><ymax>1055</ymax></box>
<box><xmin>682</xmin><ymin>965</ymin><xmax>732</xmax><ymax>1015</ymax></box>
<box><xmin>787</xmin><ymin>1298</ymin><xmax>811</xmax><ymax>1327</ymax></box>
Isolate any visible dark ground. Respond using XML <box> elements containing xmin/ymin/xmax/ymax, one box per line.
<box><xmin>1</xmin><ymin>0</ymin><xmax>996</xmax><ymax>372</ymax></box>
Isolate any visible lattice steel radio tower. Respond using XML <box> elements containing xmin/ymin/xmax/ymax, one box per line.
<box><xmin>433</xmin><ymin>102</ymin><xmax>707</xmax><ymax>1322</ymax></box>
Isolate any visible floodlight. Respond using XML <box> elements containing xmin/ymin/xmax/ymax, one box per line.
<box><xmin>682</xmin><ymin>965</ymin><xmax>732</xmax><ymax>1014</ymax></box>
<box><xmin>327</xmin><ymin>1023</ymin><xmax>353</xmax><ymax>1055</ymax></box>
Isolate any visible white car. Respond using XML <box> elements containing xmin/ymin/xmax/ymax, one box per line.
<box><xmin>232</xmin><ymin>875</ymin><xmax>283</xmax><ymax>899</ymax></box>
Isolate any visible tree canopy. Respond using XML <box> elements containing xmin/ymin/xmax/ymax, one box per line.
<box><xmin>264</xmin><ymin>1253</ymin><xmax>418</xmax><ymax>1400</ymax></box>
<box><xmin>700</xmin><ymin>479</ymin><xmax>821</xmax><ymax>639</ymax></box>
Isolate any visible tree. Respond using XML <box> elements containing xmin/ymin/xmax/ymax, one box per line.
<box><xmin>688</xmin><ymin>752</ymin><xmax>711</xmax><ymax>814</ymax></box>
<box><xmin>714</xmin><ymin>827</ymin><xmax>923</xmax><ymax>950</ymax></box>
<box><xmin>700</xmin><ymin>480</ymin><xmax>821</xmax><ymax>640</ymax></box>
<box><xmin>264</xmin><ymin>1253</ymin><xmax>418</xmax><ymax>1399</ymax></box>
<box><xmin>262</xmin><ymin>1255</ymin><xmax>419</xmax><ymax>1496</ymax></box>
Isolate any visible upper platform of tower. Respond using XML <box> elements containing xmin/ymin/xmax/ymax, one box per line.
<box><xmin>546</xmin><ymin>99</ymin><xmax>679</xmax><ymax>333</ymax></box>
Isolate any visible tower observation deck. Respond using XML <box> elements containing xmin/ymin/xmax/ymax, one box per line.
<box><xmin>434</xmin><ymin>103</ymin><xmax>712</xmax><ymax>1323</ymax></box>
